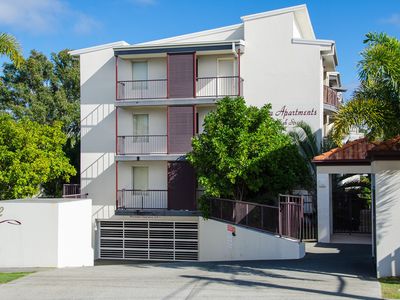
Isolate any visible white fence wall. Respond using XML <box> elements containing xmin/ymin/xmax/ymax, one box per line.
<box><xmin>0</xmin><ymin>198</ymin><xmax>93</xmax><ymax>268</ymax></box>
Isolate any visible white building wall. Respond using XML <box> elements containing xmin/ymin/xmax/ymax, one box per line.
<box><xmin>79</xmin><ymin>47</ymin><xmax>116</xmax><ymax>223</ymax></box>
<box><xmin>118</xmin><ymin>107</ymin><xmax>167</xmax><ymax>136</ymax></box>
<box><xmin>197</xmin><ymin>106</ymin><xmax>214</xmax><ymax>133</ymax></box>
<box><xmin>118</xmin><ymin>161</ymin><xmax>167</xmax><ymax>190</ymax></box>
<box><xmin>118</xmin><ymin>58</ymin><xmax>167</xmax><ymax>81</ymax></box>
<box><xmin>316</xmin><ymin>173</ymin><xmax>332</xmax><ymax>243</ymax></box>
<box><xmin>372</xmin><ymin>160</ymin><xmax>400</xmax><ymax>278</ymax></box>
<box><xmin>241</xmin><ymin>12</ymin><xmax>323</xmax><ymax>137</ymax></box>
<box><xmin>199</xmin><ymin>218</ymin><xmax>305</xmax><ymax>261</ymax></box>
<box><xmin>197</xmin><ymin>54</ymin><xmax>237</xmax><ymax>77</ymax></box>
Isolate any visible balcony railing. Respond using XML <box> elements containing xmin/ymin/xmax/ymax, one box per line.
<box><xmin>117</xmin><ymin>79</ymin><xmax>167</xmax><ymax>100</ymax></box>
<box><xmin>117</xmin><ymin>189</ymin><xmax>168</xmax><ymax>209</ymax></box>
<box><xmin>116</xmin><ymin>77</ymin><xmax>243</xmax><ymax>100</ymax></box>
<box><xmin>62</xmin><ymin>184</ymin><xmax>88</xmax><ymax>198</ymax></box>
<box><xmin>117</xmin><ymin>135</ymin><xmax>167</xmax><ymax>155</ymax></box>
<box><xmin>196</xmin><ymin>76</ymin><xmax>243</xmax><ymax>98</ymax></box>
<box><xmin>323</xmin><ymin>85</ymin><xmax>340</xmax><ymax>108</ymax></box>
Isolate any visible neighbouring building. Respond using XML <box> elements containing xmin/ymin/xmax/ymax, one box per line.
<box><xmin>69</xmin><ymin>4</ymin><xmax>342</xmax><ymax>262</ymax></box>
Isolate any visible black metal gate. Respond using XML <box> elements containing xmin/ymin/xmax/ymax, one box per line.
<box><xmin>333</xmin><ymin>191</ymin><xmax>371</xmax><ymax>234</ymax></box>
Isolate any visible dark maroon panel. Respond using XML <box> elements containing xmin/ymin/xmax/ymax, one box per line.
<box><xmin>168</xmin><ymin>161</ymin><xmax>196</xmax><ymax>210</ymax></box>
<box><xmin>168</xmin><ymin>106</ymin><xmax>194</xmax><ymax>154</ymax></box>
<box><xmin>168</xmin><ymin>53</ymin><xmax>194</xmax><ymax>98</ymax></box>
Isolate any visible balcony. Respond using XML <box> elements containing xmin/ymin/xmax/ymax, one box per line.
<box><xmin>117</xmin><ymin>79</ymin><xmax>167</xmax><ymax>100</ymax></box>
<box><xmin>116</xmin><ymin>76</ymin><xmax>243</xmax><ymax>101</ymax></box>
<box><xmin>323</xmin><ymin>85</ymin><xmax>341</xmax><ymax>109</ymax></box>
<box><xmin>117</xmin><ymin>135</ymin><xmax>167</xmax><ymax>155</ymax></box>
<box><xmin>196</xmin><ymin>76</ymin><xmax>243</xmax><ymax>98</ymax></box>
<box><xmin>117</xmin><ymin>189</ymin><xmax>168</xmax><ymax>209</ymax></box>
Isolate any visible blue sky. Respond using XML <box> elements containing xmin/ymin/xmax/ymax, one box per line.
<box><xmin>1</xmin><ymin>0</ymin><xmax>399</xmax><ymax>99</ymax></box>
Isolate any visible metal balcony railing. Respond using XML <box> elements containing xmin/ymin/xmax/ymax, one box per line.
<box><xmin>196</xmin><ymin>76</ymin><xmax>243</xmax><ymax>98</ymax></box>
<box><xmin>62</xmin><ymin>184</ymin><xmax>88</xmax><ymax>198</ymax></box>
<box><xmin>323</xmin><ymin>85</ymin><xmax>340</xmax><ymax>108</ymax></box>
<box><xmin>117</xmin><ymin>135</ymin><xmax>167</xmax><ymax>155</ymax></box>
<box><xmin>117</xmin><ymin>190</ymin><xmax>168</xmax><ymax>209</ymax></box>
<box><xmin>117</xmin><ymin>79</ymin><xmax>167</xmax><ymax>100</ymax></box>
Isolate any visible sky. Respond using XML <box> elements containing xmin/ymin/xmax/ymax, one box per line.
<box><xmin>0</xmin><ymin>0</ymin><xmax>399</xmax><ymax>99</ymax></box>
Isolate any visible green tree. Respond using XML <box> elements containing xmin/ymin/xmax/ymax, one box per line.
<box><xmin>0</xmin><ymin>114</ymin><xmax>76</xmax><ymax>199</ymax></box>
<box><xmin>187</xmin><ymin>97</ymin><xmax>311</xmax><ymax>201</ymax></box>
<box><xmin>0</xmin><ymin>33</ymin><xmax>24</xmax><ymax>68</ymax></box>
<box><xmin>333</xmin><ymin>32</ymin><xmax>400</xmax><ymax>144</ymax></box>
<box><xmin>0</xmin><ymin>49</ymin><xmax>80</xmax><ymax>195</ymax></box>
<box><xmin>289</xmin><ymin>121</ymin><xmax>337</xmax><ymax>191</ymax></box>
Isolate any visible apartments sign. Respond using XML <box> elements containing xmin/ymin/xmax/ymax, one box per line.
<box><xmin>270</xmin><ymin>105</ymin><xmax>318</xmax><ymax>126</ymax></box>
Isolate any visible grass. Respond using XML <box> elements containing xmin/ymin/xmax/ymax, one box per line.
<box><xmin>0</xmin><ymin>272</ymin><xmax>33</xmax><ymax>284</ymax></box>
<box><xmin>380</xmin><ymin>277</ymin><xmax>400</xmax><ymax>299</ymax></box>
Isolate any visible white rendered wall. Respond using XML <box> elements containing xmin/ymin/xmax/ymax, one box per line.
<box><xmin>80</xmin><ymin>48</ymin><xmax>116</xmax><ymax>223</ymax></box>
<box><xmin>197</xmin><ymin>106</ymin><xmax>214</xmax><ymax>133</ymax></box>
<box><xmin>372</xmin><ymin>160</ymin><xmax>400</xmax><ymax>278</ymax></box>
<box><xmin>241</xmin><ymin>12</ymin><xmax>323</xmax><ymax>138</ymax></box>
<box><xmin>118</xmin><ymin>107</ymin><xmax>167</xmax><ymax>136</ymax></box>
<box><xmin>199</xmin><ymin>218</ymin><xmax>305</xmax><ymax>261</ymax></box>
<box><xmin>0</xmin><ymin>199</ymin><xmax>93</xmax><ymax>268</ymax></box>
<box><xmin>118</xmin><ymin>161</ymin><xmax>167</xmax><ymax>190</ymax></box>
<box><xmin>118</xmin><ymin>57</ymin><xmax>167</xmax><ymax>81</ymax></box>
<box><xmin>316</xmin><ymin>173</ymin><xmax>332</xmax><ymax>243</ymax></box>
<box><xmin>197</xmin><ymin>54</ymin><xmax>237</xmax><ymax>77</ymax></box>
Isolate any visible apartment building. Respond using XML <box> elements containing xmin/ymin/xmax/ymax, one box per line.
<box><xmin>70</xmin><ymin>5</ymin><xmax>342</xmax><ymax>261</ymax></box>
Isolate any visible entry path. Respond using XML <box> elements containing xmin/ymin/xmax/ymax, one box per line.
<box><xmin>0</xmin><ymin>243</ymin><xmax>381</xmax><ymax>299</ymax></box>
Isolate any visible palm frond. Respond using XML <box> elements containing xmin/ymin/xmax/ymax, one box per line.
<box><xmin>0</xmin><ymin>33</ymin><xmax>24</xmax><ymax>68</ymax></box>
<box><xmin>332</xmin><ymin>98</ymin><xmax>399</xmax><ymax>145</ymax></box>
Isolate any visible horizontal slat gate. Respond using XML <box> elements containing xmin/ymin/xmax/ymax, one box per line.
<box><xmin>98</xmin><ymin>220</ymin><xmax>198</xmax><ymax>261</ymax></box>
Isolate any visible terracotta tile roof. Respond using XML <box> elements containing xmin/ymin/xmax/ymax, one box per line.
<box><xmin>368</xmin><ymin>135</ymin><xmax>400</xmax><ymax>153</ymax></box>
<box><xmin>313</xmin><ymin>138</ymin><xmax>377</xmax><ymax>163</ymax></box>
<box><xmin>313</xmin><ymin>136</ymin><xmax>400</xmax><ymax>164</ymax></box>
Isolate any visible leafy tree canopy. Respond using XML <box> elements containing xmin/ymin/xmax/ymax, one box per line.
<box><xmin>0</xmin><ymin>114</ymin><xmax>76</xmax><ymax>199</ymax></box>
<box><xmin>187</xmin><ymin>97</ymin><xmax>311</xmax><ymax>201</ymax></box>
<box><xmin>0</xmin><ymin>49</ymin><xmax>80</xmax><ymax>196</ymax></box>
<box><xmin>0</xmin><ymin>49</ymin><xmax>80</xmax><ymax>137</ymax></box>
<box><xmin>333</xmin><ymin>32</ymin><xmax>400</xmax><ymax>144</ymax></box>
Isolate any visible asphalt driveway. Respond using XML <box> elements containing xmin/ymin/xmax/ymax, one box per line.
<box><xmin>0</xmin><ymin>243</ymin><xmax>381</xmax><ymax>299</ymax></box>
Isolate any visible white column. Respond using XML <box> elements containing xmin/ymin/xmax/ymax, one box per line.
<box><xmin>317</xmin><ymin>172</ymin><xmax>332</xmax><ymax>243</ymax></box>
<box><xmin>372</xmin><ymin>160</ymin><xmax>400</xmax><ymax>278</ymax></box>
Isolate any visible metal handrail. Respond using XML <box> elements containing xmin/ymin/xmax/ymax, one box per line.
<box><xmin>117</xmin><ymin>79</ymin><xmax>167</xmax><ymax>83</ymax></box>
<box><xmin>212</xmin><ymin>197</ymin><xmax>279</xmax><ymax>209</ymax></box>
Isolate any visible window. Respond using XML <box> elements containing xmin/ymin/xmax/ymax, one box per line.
<box><xmin>132</xmin><ymin>61</ymin><xmax>148</xmax><ymax>89</ymax></box>
<box><xmin>133</xmin><ymin>114</ymin><xmax>149</xmax><ymax>142</ymax></box>
<box><xmin>132</xmin><ymin>167</ymin><xmax>148</xmax><ymax>191</ymax></box>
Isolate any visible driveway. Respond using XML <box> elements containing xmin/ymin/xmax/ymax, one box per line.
<box><xmin>0</xmin><ymin>243</ymin><xmax>381</xmax><ymax>299</ymax></box>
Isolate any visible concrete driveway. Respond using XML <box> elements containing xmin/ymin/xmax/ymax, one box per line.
<box><xmin>0</xmin><ymin>243</ymin><xmax>381</xmax><ymax>300</ymax></box>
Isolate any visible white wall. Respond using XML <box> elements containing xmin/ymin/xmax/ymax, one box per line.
<box><xmin>118</xmin><ymin>161</ymin><xmax>167</xmax><ymax>190</ymax></box>
<box><xmin>196</xmin><ymin>106</ymin><xmax>214</xmax><ymax>133</ymax></box>
<box><xmin>316</xmin><ymin>173</ymin><xmax>332</xmax><ymax>243</ymax></box>
<box><xmin>0</xmin><ymin>199</ymin><xmax>93</xmax><ymax>268</ymax></box>
<box><xmin>199</xmin><ymin>218</ymin><xmax>305</xmax><ymax>261</ymax></box>
<box><xmin>197</xmin><ymin>54</ymin><xmax>237</xmax><ymax>78</ymax></box>
<box><xmin>372</xmin><ymin>160</ymin><xmax>400</xmax><ymax>278</ymax></box>
<box><xmin>118</xmin><ymin>58</ymin><xmax>167</xmax><ymax>81</ymax></box>
<box><xmin>241</xmin><ymin>12</ymin><xmax>323</xmax><ymax>138</ymax></box>
<box><xmin>80</xmin><ymin>47</ymin><xmax>116</xmax><ymax>224</ymax></box>
<box><xmin>118</xmin><ymin>107</ymin><xmax>167</xmax><ymax>136</ymax></box>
